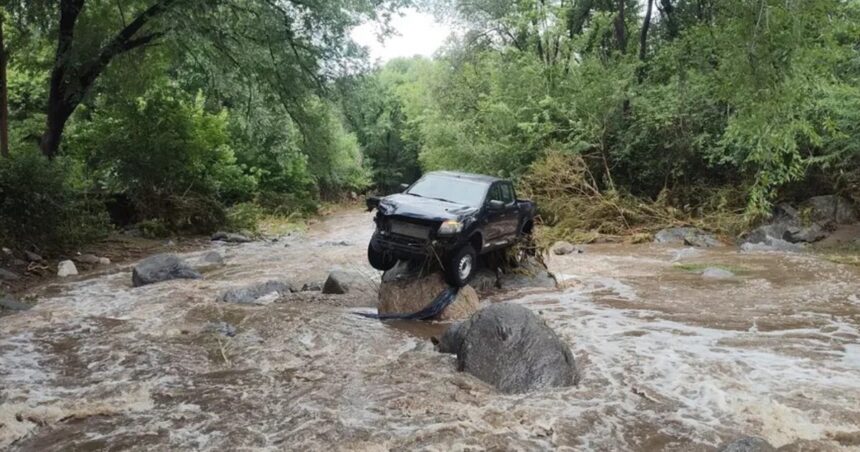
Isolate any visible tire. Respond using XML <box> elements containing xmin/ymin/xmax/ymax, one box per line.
<box><xmin>368</xmin><ymin>242</ymin><xmax>396</xmax><ymax>271</ymax></box>
<box><xmin>444</xmin><ymin>245</ymin><xmax>477</xmax><ymax>287</ymax></box>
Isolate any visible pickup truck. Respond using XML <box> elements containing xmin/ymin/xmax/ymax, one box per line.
<box><xmin>366</xmin><ymin>171</ymin><xmax>537</xmax><ymax>287</ymax></box>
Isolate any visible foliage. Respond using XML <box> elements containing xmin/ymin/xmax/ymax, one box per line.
<box><xmin>0</xmin><ymin>149</ymin><xmax>110</xmax><ymax>252</ymax></box>
<box><xmin>226</xmin><ymin>202</ymin><xmax>263</xmax><ymax>234</ymax></box>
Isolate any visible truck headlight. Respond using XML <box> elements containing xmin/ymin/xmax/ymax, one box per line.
<box><xmin>438</xmin><ymin>220</ymin><xmax>463</xmax><ymax>235</ymax></box>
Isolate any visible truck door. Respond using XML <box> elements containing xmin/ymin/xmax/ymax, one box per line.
<box><xmin>484</xmin><ymin>183</ymin><xmax>505</xmax><ymax>244</ymax></box>
<box><xmin>498</xmin><ymin>182</ymin><xmax>520</xmax><ymax>240</ymax></box>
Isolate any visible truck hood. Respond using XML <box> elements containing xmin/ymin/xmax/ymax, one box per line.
<box><xmin>377</xmin><ymin>194</ymin><xmax>478</xmax><ymax>222</ymax></box>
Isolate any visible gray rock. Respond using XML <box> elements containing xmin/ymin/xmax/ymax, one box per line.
<box><xmin>301</xmin><ymin>282</ymin><xmax>322</xmax><ymax>292</ymax></box>
<box><xmin>783</xmin><ymin>224</ymin><xmax>828</xmax><ymax>243</ymax></box>
<box><xmin>74</xmin><ymin>254</ymin><xmax>102</xmax><ymax>265</ymax></box>
<box><xmin>202</xmin><ymin>251</ymin><xmax>225</xmax><ymax>265</ymax></box>
<box><xmin>456</xmin><ymin>303</ymin><xmax>578</xmax><ymax>394</ymax></box>
<box><xmin>702</xmin><ymin>267</ymin><xmax>734</xmax><ymax>279</ymax></box>
<box><xmin>24</xmin><ymin>251</ymin><xmax>43</xmax><ymax>262</ymax></box>
<box><xmin>57</xmin><ymin>260</ymin><xmax>78</xmax><ymax>277</ymax></box>
<box><xmin>655</xmin><ymin>227</ymin><xmax>719</xmax><ymax>247</ymax></box>
<box><xmin>98</xmin><ymin>257</ymin><xmax>111</xmax><ymax>265</ymax></box>
<box><xmin>11</xmin><ymin>259</ymin><xmax>28</xmax><ymax>267</ymax></box>
<box><xmin>470</xmin><ymin>258</ymin><xmax>556</xmax><ymax>294</ymax></box>
<box><xmin>805</xmin><ymin>195</ymin><xmax>858</xmax><ymax>226</ymax></box>
<box><xmin>740</xmin><ymin>235</ymin><xmax>805</xmax><ymax>253</ymax></box>
<box><xmin>132</xmin><ymin>254</ymin><xmax>201</xmax><ymax>287</ymax></box>
<box><xmin>719</xmin><ymin>436</ymin><xmax>776</xmax><ymax>452</ymax></box>
<box><xmin>1</xmin><ymin>247</ymin><xmax>11</xmax><ymax>255</ymax></box>
<box><xmin>378</xmin><ymin>261</ymin><xmax>479</xmax><ymax>320</ymax></box>
<box><xmin>219</xmin><ymin>280</ymin><xmax>293</xmax><ymax>304</ymax></box>
<box><xmin>551</xmin><ymin>241</ymin><xmax>576</xmax><ymax>256</ymax></box>
<box><xmin>0</xmin><ymin>268</ymin><xmax>20</xmax><ymax>281</ymax></box>
<box><xmin>437</xmin><ymin>322</ymin><xmax>467</xmax><ymax>354</ymax></box>
<box><xmin>211</xmin><ymin>231</ymin><xmax>253</xmax><ymax>243</ymax></box>
<box><xmin>0</xmin><ymin>296</ymin><xmax>31</xmax><ymax>311</ymax></box>
<box><xmin>322</xmin><ymin>270</ymin><xmax>370</xmax><ymax>294</ymax></box>
<box><xmin>203</xmin><ymin>321</ymin><xmax>237</xmax><ymax>337</ymax></box>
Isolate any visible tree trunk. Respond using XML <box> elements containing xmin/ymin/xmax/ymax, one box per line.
<box><xmin>660</xmin><ymin>0</ymin><xmax>678</xmax><ymax>40</ymax></box>
<box><xmin>0</xmin><ymin>13</ymin><xmax>9</xmax><ymax>158</ymax></box>
<box><xmin>39</xmin><ymin>0</ymin><xmax>174</xmax><ymax>158</ymax></box>
<box><xmin>639</xmin><ymin>0</ymin><xmax>654</xmax><ymax>62</ymax></box>
<box><xmin>614</xmin><ymin>0</ymin><xmax>627</xmax><ymax>53</ymax></box>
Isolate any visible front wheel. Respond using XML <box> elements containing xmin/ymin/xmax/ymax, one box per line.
<box><xmin>444</xmin><ymin>245</ymin><xmax>477</xmax><ymax>287</ymax></box>
<box><xmin>368</xmin><ymin>242</ymin><xmax>396</xmax><ymax>271</ymax></box>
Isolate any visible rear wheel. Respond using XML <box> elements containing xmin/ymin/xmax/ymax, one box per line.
<box><xmin>444</xmin><ymin>245</ymin><xmax>477</xmax><ymax>287</ymax></box>
<box><xmin>368</xmin><ymin>242</ymin><xmax>396</xmax><ymax>271</ymax></box>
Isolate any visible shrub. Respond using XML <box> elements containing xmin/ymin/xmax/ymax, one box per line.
<box><xmin>0</xmin><ymin>150</ymin><xmax>110</xmax><ymax>253</ymax></box>
<box><xmin>226</xmin><ymin>202</ymin><xmax>263</xmax><ymax>234</ymax></box>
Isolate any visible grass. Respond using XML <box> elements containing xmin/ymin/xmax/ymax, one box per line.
<box><xmin>673</xmin><ymin>263</ymin><xmax>749</xmax><ymax>274</ymax></box>
<box><xmin>258</xmin><ymin>214</ymin><xmax>308</xmax><ymax>236</ymax></box>
<box><xmin>821</xmin><ymin>254</ymin><xmax>860</xmax><ymax>267</ymax></box>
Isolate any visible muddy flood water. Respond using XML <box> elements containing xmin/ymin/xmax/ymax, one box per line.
<box><xmin>1</xmin><ymin>209</ymin><xmax>859</xmax><ymax>451</ymax></box>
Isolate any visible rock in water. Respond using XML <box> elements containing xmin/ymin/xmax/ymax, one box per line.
<box><xmin>437</xmin><ymin>322</ymin><xmax>467</xmax><ymax>354</ymax></box>
<box><xmin>219</xmin><ymin>280</ymin><xmax>293</xmax><ymax>304</ymax></box>
<box><xmin>57</xmin><ymin>260</ymin><xmax>78</xmax><ymax>277</ymax></box>
<box><xmin>322</xmin><ymin>270</ymin><xmax>370</xmax><ymax>294</ymax></box>
<box><xmin>132</xmin><ymin>254</ymin><xmax>201</xmax><ymax>287</ymax></box>
<box><xmin>719</xmin><ymin>437</ymin><xmax>776</xmax><ymax>452</ymax></box>
<box><xmin>378</xmin><ymin>261</ymin><xmax>479</xmax><ymax>321</ymax></box>
<box><xmin>805</xmin><ymin>195</ymin><xmax>858</xmax><ymax>226</ymax></box>
<box><xmin>0</xmin><ymin>296</ymin><xmax>31</xmax><ymax>312</ymax></box>
<box><xmin>551</xmin><ymin>241</ymin><xmax>576</xmax><ymax>256</ymax></box>
<box><xmin>456</xmin><ymin>303</ymin><xmax>577</xmax><ymax>394</ymax></box>
<box><xmin>74</xmin><ymin>254</ymin><xmax>102</xmax><ymax>265</ymax></box>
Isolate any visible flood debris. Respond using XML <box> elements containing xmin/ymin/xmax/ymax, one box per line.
<box><xmin>131</xmin><ymin>253</ymin><xmax>201</xmax><ymax>287</ymax></box>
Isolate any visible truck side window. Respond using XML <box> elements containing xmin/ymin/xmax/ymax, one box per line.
<box><xmin>499</xmin><ymin>183</ymin><xmax>515</xmax><ymax>205</ymax></box>
<box><xmin>487</xmin><ymin>184</ymin><xmax>502</xmax><ymax>203</ymax></box>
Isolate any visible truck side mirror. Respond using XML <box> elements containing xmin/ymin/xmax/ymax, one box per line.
<box><xmin>488</xmin><ymin>200</ymin><xmax>505</xmax><ymax>210</ymax></box>
<box><xmin>399</xmin><ymin>183</ymin><xmax>410</xmax><ymax>192</ymax></box>
<box><xmin>366</xmin><ymin>196</ymin><xmax>381</xmax><ymax>212</ymax></box>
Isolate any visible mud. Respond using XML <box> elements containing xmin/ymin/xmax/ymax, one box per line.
<box><xmin>1</xmin><ymin>210</ymin><xmax>859</xmax><ymax>450</ymax></box>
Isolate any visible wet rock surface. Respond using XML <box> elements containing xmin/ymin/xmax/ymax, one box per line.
<box><xmin>0</xmin><ymin>267</ymin><xmax>20</xmax><ymax>281</ymax></box>
<box><xmin>456</xmin><ymin>303</ymin><xmax>578</xmax><ymax>394</ymax></box>
<box><xmin>0</xmin><ymin>295</ymin><xmax>30</xmax><ymax>312</ymax></box>
<box><xmin>131</xmin><ymin>253</ymin><xmax>201</xmax><ymax>287</ymax></box>
<box><xmin>57</xmin><ymin>260</ymin><xmax>78</xmax><ymax>277</ymax></box>
<box><xmin>469</xmin><ymin>258</ymin><xmax>556</xmax><ymax>294</ymax></box>
<box><xmin>378</xmin><ymin>261</ymin><xmax>479</xmax><ymax>320</ymax></box>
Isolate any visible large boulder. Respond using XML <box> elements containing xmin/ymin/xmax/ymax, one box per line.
<box><xmin>719</xmin><ymin>436</ymin><xmax>776</xmax><ymax>452</ymax></box>
<box><xmin>378</xmin><ymin>261</ymin><xmax>479</xmax><ymax>321</ymax></box>
<box><xmin>437</xmin><ymin>321</ymin><xmax>468</xmax><ymax>354</ymax></box>
<box><xmin>454</xmin><ymin>303</ymin><xmax>578</xmax><ymax>394</ymax></box>
<box><xmin>805</xmin><ymin>195</ymin><xmax>858</xmax><ymax>227</ymax></box>
<box><xmin>132</xmin><ymin>254</ymin><xmax>201</xmax><ymax>287</ymax></box>
<box><xmin>551</xmin><ymin>241</ymin><xmax>577</xmax><ymax>256</ymax></box>
<box><xmin>655</xmin><ymin>227</ymin><xmax>720</xmax><ymax>247</ymax></box>
<box><xmin>322</xmin><ymin>269</ymin><xmax>372</xmax><ymax>294</ymax></box>
<box><xmin>0</xmin><ymin>295</ymin><xmax>31</xmax><ymax>312</ymax></box>
<box><xmin>219</xmin><ymin>280</ymin><xmax>293</xmax><ymax>305</ymax></box>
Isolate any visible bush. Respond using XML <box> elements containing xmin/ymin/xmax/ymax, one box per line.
<box><xmin>0</xmin><ymin>150</ymin><xmax>110</xmax><ymax>253</ymax></box>
<box><xmin>226</xmin><ymin>202</ymin><xmax>263</xmax><ymax>233</ymax></box>
<box><xmin>70</xmin><ymin>87</ymin><xmax>254</xmax><ymax>233</ymax></box>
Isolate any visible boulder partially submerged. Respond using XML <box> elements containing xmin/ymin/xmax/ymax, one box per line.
<box><xmin>444</xmin><ymin>303</ymin><xmax>578</xmax><ymax>394</ymax></box>
<box><xmin>132</xmin><ymin>254</ymin><xmax>201</xmax><ymax>287</ymax></box>
<box><xmin>377</xmin><ymin>261</ymin><xmax>479</xmax><ymax>321</ymax></box>
<box><xmin>322</xmin><ymin>269</ymin><xmax>373</xmax><ymax>294</ymax></box>
<box><xmin>655</xmin><ymin>227</ymin><xmax>721</xmax><ymax>247</ymax></box>
<box><xmin>469</xmin><ymin>257</ymin><xmax>557</xmax><ymax>295</ymax></box>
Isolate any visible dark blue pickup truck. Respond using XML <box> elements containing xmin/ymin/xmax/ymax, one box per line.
<box><xmin>366</xmin><ymin>171</ymin><xmax>537</xmax><ymax>286</ymax></box>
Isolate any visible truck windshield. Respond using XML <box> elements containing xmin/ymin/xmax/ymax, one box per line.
<box><xmin>406</xmin><ymin>175</ymin><xmax>489</xmax><ymax>207</ymax></box>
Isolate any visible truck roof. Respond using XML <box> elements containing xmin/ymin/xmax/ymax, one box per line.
<box><xmin>426</xmin><ymin>171</ymin><xmax>503</xmax><ymax>184</ymax></box>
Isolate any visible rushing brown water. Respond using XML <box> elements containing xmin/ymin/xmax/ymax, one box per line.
<box><xmin>1</xmin><ymin>210</ymin><xmax>859</xmax><ymax>451</ymax></box>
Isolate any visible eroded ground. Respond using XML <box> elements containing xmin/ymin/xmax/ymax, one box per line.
<box><xmin>1</xmin><ymin>209</ymin><xmax>859</xmax><ymax>451</ymax></box>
